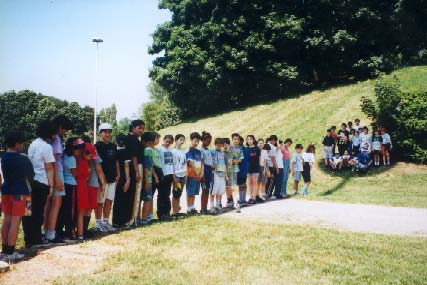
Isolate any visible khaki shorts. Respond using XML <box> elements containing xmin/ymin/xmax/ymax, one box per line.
<box><xmin>97</xmin><ymin>182</ymin><xmax>116</xmax><ymax>203</ymax></box>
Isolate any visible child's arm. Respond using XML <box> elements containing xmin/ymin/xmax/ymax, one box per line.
<box><xmin>124</xmin><ymin>161</ymin><xmax>130</xmax><ymax>192</ymax></box>
<box><xmin>115</xmin><ymin>160</ymin><xmax>121</xmax><ymax>184</ymax></box>
<box><xmin>95</xmin><ymin>162</ymin><xmax>106</xmax><ymax>193</ymax></box>
<box><xmin>144</xmin><ymin>167</ymin><xmax>151</xmax><ymax>192</ymax></box>
<box><xmin>199</xmin><ymin>161</ymin><xmax>204</xmax><ymax>179</ymax></box>
<box><xmin>45</xmin><ymin>162</ymin><xmax>55</xmax><ymax>195</ymax></box>
<box><xmin>53</xmin><ymin>158</ymin><xmax>64</xmax><ymax>191</ymax></box>
<box><xmin>152</xmin><ymin>168</ymin><xmax>159</xmax><ymax>185</ymax></box>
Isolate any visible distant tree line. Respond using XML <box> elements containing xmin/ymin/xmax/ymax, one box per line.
<box><xmin>145</xmin><ymin>0</ymin><xmax>427</xmax><ymax>126</ymax></box>
<box><xmin>0</xmin><ymin>90</ymin><xmax>93</xmax><ymax>148</ymax></box>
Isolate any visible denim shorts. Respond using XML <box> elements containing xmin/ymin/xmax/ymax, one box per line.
<box><xmin>141</xmin><ymin>184</ymin><xmax>153</xmax><ymax>202</ymax></box>
<box><xmin>186</xmin><ymin>177</ymin><xmax>201</xmax><ymax>196</ymax></box>
<box><xmin>293</xmin><ymin>171</ymin><xmax>302</xmax><ymax>181</ymax></box>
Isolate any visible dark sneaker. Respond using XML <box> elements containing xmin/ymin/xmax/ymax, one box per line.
<box><xmin>276</xmin><ymin>195</ymin><xmax>283</xmax><ymax>199</ymax></box>
<box><xmin>248</xmin><ymin>199</ymin><xmax>256</xmax><ymax>205</ymax></box>
<box><xmin>255</xmin><ymin>196</ymin><xmax>264</xmax><ymax>203</ymax></box>
<box><xmin>190</xmin><ymin>209</ymin><xmax>199</xmax><ymax>215</ymax></box>
<box><xmin>50</xmin><ymin>237</ymin><xmax>67</xmax><ymax>245</ymax></box>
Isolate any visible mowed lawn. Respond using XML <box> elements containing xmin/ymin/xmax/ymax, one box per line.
<box><xmin>160</xmin><ymin>66</ymin><xmax>427</xmax><ymax>208</ymax></box>
<box><xmin>54</xmin><ymin>216</ymin><xmax>427</xmax><ymax>285</ymax></box>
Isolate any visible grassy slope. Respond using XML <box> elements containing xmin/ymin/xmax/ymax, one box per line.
<box><xmin>56</xmin><ymin>217</ymin><xmax>427</xmax><ymax>285</ymax></box>
<box><xmin>160</xmin><ymin>66</ymin><xmax>427</xmax><ymax>208</ymax></box>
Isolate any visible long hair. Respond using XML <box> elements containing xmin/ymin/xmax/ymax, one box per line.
<box><xmin>306</xmin><ymin>144</ymin><xmax>316</xmax><ymax>154</ymax></box>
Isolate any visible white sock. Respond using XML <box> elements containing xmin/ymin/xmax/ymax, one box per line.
<box><xmin>103</xmin><ymin>218</ymin><xmax>109</xmax><ymax>224</ymax></box>
<box><xmin>47</xmin><ymin>230</ymin><xmax>55</xmax><ymax>240</ymax></box>
<box><xmin>96</xmin><ymin>219</ymin><xmax>102</xmax><ymax>226</ymax></box>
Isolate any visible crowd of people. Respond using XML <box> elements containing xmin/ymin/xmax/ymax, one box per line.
<box><xmin>0</xmin><ymin>116</ymin><xmax>318</xmax><ymax>261</ymax></box>
<box><xmin>322</xmin><ymin>119</ymin><xmax>393</xmax><ymax>173</ymax></box>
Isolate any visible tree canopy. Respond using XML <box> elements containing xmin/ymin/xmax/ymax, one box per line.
<box><xmin>149</xmin><ymin>0</ymin><xmax>427</xmax><ymax>118</ymax></box>
<box><xmin>0</xmin><ymin>90</ymin><xmax>93</xmax><ymax>147</ymax></box>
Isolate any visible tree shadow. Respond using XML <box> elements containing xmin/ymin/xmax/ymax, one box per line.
<box><xmin>316</xmin><ymin>160</ymin><xmax>397</xmax><ymax>196</ymax></box>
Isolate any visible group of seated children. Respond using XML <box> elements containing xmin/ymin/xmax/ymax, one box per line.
<box><xmin>0</xmin><ymin>116</ymin><xmax>318</xmax><ymax>261</ymax></box>
<box><xmin>322</xmin><ymin>119</ymin><xmax>393</xmax><ymax>173</ymax></box>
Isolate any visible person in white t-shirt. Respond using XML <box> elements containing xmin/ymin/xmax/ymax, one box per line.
<box><xmin>301</xmin><ymin>145</ymin><xmax>315</xmax><ymax>195</ymax></box>
<box><xmin>380</xmin><ymin>128</ymin><xmax>393</xmax><ymax>166</ymax></box>
<box><xmin>257</xmin><ymin>139</ymin><xmax>270</xmax><ymax>201</ymax></box>
<box><xmin>266</xmin><ymin>135</ymin><xmax>279</xmax><ymax>198</ymax></box>
<box><xmin>171</xmin><ymin>134</ymin><xmax>187</xmax><ymax>216</ymax></box>
<box><xmin>157</xmin><ymin>135</ymin><xmax>175</xmax><ymax>219</ymax></box>
<box><xmin>44</xmin><ymin>115</ymin><xmax>73</xmax><ymax>243</ymax></box>
<box><xmin>330</xmin><ymin>153</ymin><xmax>343</xmax><ymax>171</ymax></box>
<box><xmin>22</xmin><ymin>120</ymin><xmax>57</xmax><ymax>248</ymax></box>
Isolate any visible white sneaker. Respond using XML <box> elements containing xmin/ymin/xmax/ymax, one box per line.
<box><xmin>95</xmin><ymin>223</ymin><xmax>106</xmax><ymax>232</ymax></box>
<box><xmin>5</xmin><ymin>252</ymin><xmax>24</xmax><ymax>261</ymax></box>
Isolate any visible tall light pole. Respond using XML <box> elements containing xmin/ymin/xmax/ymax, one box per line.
<box><xmin>92</xmin><ymin>38</ymin><xmax>103</xmax><ymax>143</ymax></box>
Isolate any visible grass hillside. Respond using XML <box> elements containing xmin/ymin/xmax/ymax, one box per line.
<box><xmin>160</xmin><ymin>66</ymin><xmax>427</xmax><ymax>208</ymax></box>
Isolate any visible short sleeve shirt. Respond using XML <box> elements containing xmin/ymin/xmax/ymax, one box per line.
<box><xmin>267</xmin><ymin>144</ymin><xmax>276</xmax><ymax>168</ymax></box>
<box><xmin>212</xmin><ymin>150</ymin><xmax>227</xmax><ymax>177</ymax></box>
<box><xmin>337</xmin><ymin>130</ymin><xmax>350</xmax><ymax>145</ymax></box>
<box><xmin>230</xmin><ymin>145</ymin><xmax>244</xmax><ymax>172</ymax></box>
<box><xmin>372</xmin><ymin>136</ymin><xmax>383</xmax><ymax>150</ymax></box>
<box><xmin>51</xmin><ymin>135</ymin><xmax>64</xmax><ymax>173</ymax></box>
<box><xmin>201</xmin><ymin>147</ymin><xmax>214</xmax><ymax>166</ymax></box>
<box><xmin>291</xmin><ymin>153</ymin><xmax>303</xmax><ymax>172</ymax></box>
<box><xmin>382</xmin><ymin>133</ymin><xmax>391</xmax><ymax>144</ymax></box>
<box><xmin>145</xmin><ymin>147</ymin><xmax>162</xmax><ymax>169</ymax></box>
<box><xmin>143</xmin><ymin>148</ymin><xmax>153</xmax><ymax>184</ymax></box>
<box><xmin>260</xmin><ymin>149</ymin><xmax>268</xmax><ymax>167</ymax></box>
<box><xmin>186</xmin><ymin>147</ymin><xmax>203</xmax><ymax>178</ymax></box>
<box><xmin>87</xmin><ymin>156</ymin><xmax>103</xmax><ymax>187</ymax></box>
<box><xmin>158</xmin><ymin>146</ymin><xmax>174</xmax><ymax>175</ymax></box>
<box><xmin>125</xmin><ymin>134</ymin><xmax>143</xmax><ymax>164</ymax></box>
<box><xmin>95</xmin><ymin>141</ymin><xmax>118</xmax><ymax>183</ymax></box>
<box><xmin>172</xmin><ymin>148</ymin><xmax>187</xmax><ymax>177</ymax></box>
<box><xmin>301</xmin><ymin>152</ymin><xmax>315</xmax><ymax>163</ymax></box>
<box><xmin>28</xmin><ymin>138</ymin><xmax>56</xmax><ymax>185</ymax></box>
<box><xmin>322</xmin><ymin>136</ymin><xmax>335</xmax><ymax>147</ymax></box>
<box><xmin>248</xmin><ymin>146</ymin><xmax>261</xmax><ymax>173</ymax></box>
<box><xmin>63</xmin><ymin>154</ymin><xmax>77</xmax><ymax>186</ymax></box>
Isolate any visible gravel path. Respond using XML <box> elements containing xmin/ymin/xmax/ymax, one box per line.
<box><xmin>222</xmin><ymin>199</ymin><xmax>427</xmax><ymax>237</ymax></box>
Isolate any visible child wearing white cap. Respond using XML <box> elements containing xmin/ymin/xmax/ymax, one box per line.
<box><xmin>95</xmin><ymin>123</ymin><xmax>119</xmax><ymax>231</ymax></box>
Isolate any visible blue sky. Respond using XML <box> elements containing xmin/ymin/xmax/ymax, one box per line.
<box><xmin>0</xmin><ymin>0</ymin><xmax>170</xmax><ymax>119</ymax></box>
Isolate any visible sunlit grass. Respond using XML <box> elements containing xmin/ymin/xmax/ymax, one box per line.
<box><xmin>54</xmin><ymin>216</ymin><xmax>427</xmax><ymax>285</ymax></box>
<box><xmin>160</xmin><ymin>66</ymin><xmax>427</xmax><ymax>208</ymax></box>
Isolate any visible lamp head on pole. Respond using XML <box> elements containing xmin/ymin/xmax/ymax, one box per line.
<box><xmin>92</xmin><ymin>38</ymin><xmax>103</xmax><ymax>43</ymax></box>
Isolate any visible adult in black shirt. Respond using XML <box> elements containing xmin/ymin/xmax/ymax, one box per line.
<box><xmin>337</xmin><ymin>123</ymin><xmax>350</xmax><ymax>156</ymax></box>
<box><xmin>123</xmin><ymin>119</ymin><xmax>145</xmax><ymax>226</ymax></box>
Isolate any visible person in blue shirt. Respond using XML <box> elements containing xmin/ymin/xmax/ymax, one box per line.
<box><xmin>356</xmin><ymin>151</ymin><xmax>372</xmax><ymax>173</ymax></box>
<box><xmin>237</xmin><ymin>135</ymin><xmax>249</xmax><ymax>205</ymax></box>
<box><xmin>1</xmin><ymin>131</ymin><xmax>34</xmax><ymax>261</ymax></box>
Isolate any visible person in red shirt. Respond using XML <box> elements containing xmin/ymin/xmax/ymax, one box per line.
<box><xmin>75</xmin><ymin>139</ymin><xmax>92</xmax><ymax>241</ymax></box>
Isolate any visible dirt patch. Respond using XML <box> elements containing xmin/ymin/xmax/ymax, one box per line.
<box><xmin>0</xmin><ymin>240</ymin><xmax>120</xmax><ymax>285</ymax></box>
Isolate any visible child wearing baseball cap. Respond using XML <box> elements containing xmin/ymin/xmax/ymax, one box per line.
<box><xmin>95</xmin><ymin>123</ymin><xmax>119</xmax><ymax>232</ymax></box>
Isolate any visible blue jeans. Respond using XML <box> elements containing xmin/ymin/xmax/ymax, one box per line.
<box><xmin>281</xmin><ymin>159</ymin><xmax>290</xmax><ymax>196</ymax></box>
<box><xmin>273</xmin><ymin>168</ymin><xmax>284</xmax><ymax>197</ymax></box>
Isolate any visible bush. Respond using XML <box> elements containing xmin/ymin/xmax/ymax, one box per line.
<box><xmin>361</xmin><ymin>78</ymin><xmax>427</xmax><ymax>163</ymax></box>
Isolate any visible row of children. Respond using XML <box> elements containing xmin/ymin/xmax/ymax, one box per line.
<box><xmin>0</xmin><ymin>117</ymin><xmax>315</xmax><ymax>261</ymax></box>
<box><xmin>322</xmin><ymin>119</ymin><xmax>393</xmax><ymax>172</ymax></box>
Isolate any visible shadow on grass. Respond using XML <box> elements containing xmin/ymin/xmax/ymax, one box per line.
<box><xmin>317</xmin><ymin>161</ymin><xmax>397</xmax><ymax>196</ymax></box>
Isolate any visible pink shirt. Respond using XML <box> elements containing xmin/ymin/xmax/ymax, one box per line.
<box><xmin>281</xmin><ymin>146</ymin><xmax>291</xmax><ymax>160</ymax></box>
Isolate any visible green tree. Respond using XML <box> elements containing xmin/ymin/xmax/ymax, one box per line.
<box><xmin>361</xmin><ymin>79</ymin><xmax>427</xmax><ymax>163</ymax></box>
<box><xmin>149</xmin><ymin>0</ymin><xmax>427</xmax><ymax>118</ymax></box>
<box><xmin>0</xmin><ymin>90</ymin><xmax>93</xmax><ymax>147</ymax></box>
<box><xmin>140</xmin><ymin>82</ymin><xmax>182</xmax><ymax>131</ymax></box>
